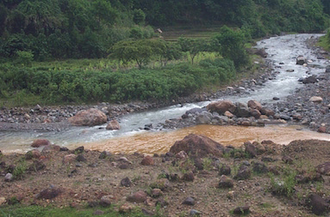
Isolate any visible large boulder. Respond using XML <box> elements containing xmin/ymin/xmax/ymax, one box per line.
<box><xmin>68</xmin><ymin>108</ymin><xmax>107</xmax><ymax>126</ymax></box>
<box><xmin>106</xmin><ymin>120</ymin><xmax>120</xmax><ymax>130</ymax></box>
<box><xmin>206</xmin><ymin>100</ymin><xmax>236</xmax><ymax>115</ymax></box>
<box><xmin>170</xmin><ymin>134</ymin><xmax>224</xmax><ymax>157</ymax></box>
<box><xmin>31</xmin><ymin>139</ymin><xmax>51</xmax><ymax>148</ymax></box>
<box><xmin>247</xmin><ymin>100</ymin><xmax>262</xmax><ymax>111</ymax></box>
<box><xmin>234</xmin><ymin>102</ymin><xmax>250</xmax><ymax>118</ymax></box>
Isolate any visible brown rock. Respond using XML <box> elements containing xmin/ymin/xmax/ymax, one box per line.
<box><xmin>41</xmin><ymin>144</ymin><xmax>60</xmax><ymax>154</ymax></box>
<box><xmin>36</xmin><ymin>186</ymin><xmax>62</xmax><ymax>199</ymax></box>
<box><xmin>206</xmin><ymin>100</ymin><xmax>236</xmax><ymax>115</ymax></box>
<box><xmin>233</xmin><ymin>206</ymin><xmax>250</xmax><ymax>215</ymax></box>
<box><xmin>224</xmin><ymin>111</ymin><xmax>234</xmax><ymax>118</ymax></box>
<box><xmin>63</xmin><ymin>154</ymin><xmax>76</xmax><ymax>164</ymax></box>
<box><xmin>316</xmin><ymin>162</ymin><xmax>330</xmax><ymax>175</ymax></box>
<box><xmin>244</xmin><ymin>142</ymin><xmax>257</xmax><ymax>158</ymax></box>
<box><xmin>126</xmin><ymin>191</ymin><xmax>147</xmax><ymax>203</ymax></box>
<box><xmin>250</xmin><ymin>108</ymin><xmax>261</xmax><ymax>119</ymax></box>
<box><xmin>170</xmin><ymin>134</ymin><xmax>224</xmax><ymax>157</ymax></box>
<box><xmin>151</xmin><ymin>189</ymin><xmax>163</xmax><ymax>198</ymax></box>
<box><xmin>119</xmin><ymin>203</ymin><xmax>134</xmax><ymax>213</ymax></box>
<box><xmin>218</xmin><ymin>175</ymin><xmax>234</xmax><ymax>188</ymax></box>
<box><xmin>31</xmin><ymin>139</ymin><xmax>51</xmax><ymax>148</ymax></box>
<box><xmin>309</xmin><ymin>193</ymin><xmax>329</xmax><ymax>215</ymax></box>
<box><xmin>25</xmin><ymin>149</ymin><xmax>41</xmax><ymax>160</ymax></box>
<box><xmin>68</xmin><ymin>108</ymin><xmax>107</xmax><ymax>126</ymax></box>
<box><xmin>260</xmin><ymin>108</ymin><xmax>275</xmax><ymax>116</ymax></box>
<box><xmin>141</xmin><ymin>156</ymin><xmax>154</xmax><ymax>166</ymax></box>
<box><xmin>176</xmin><ymin>151</ymin><xmax>188</xmax><ymax>159</ymax></box>
<box><xmin>106</xmin><ymin>120</ymin><xmax>120</xmax><ymax>130</ymax></box>
<box><xmin>247</xmin><ymin>100</ymin><xmax>262</xmax><ymax>111</ymax></box>
<box><xmin>318</xmin><ymin>126</ymin><xmax>327</xmax><ymax>133</ymax></box>
<box><xmin>182</xmin><ymin>172</ymin><xmax>195</xmax><ymax>182</ymax></box>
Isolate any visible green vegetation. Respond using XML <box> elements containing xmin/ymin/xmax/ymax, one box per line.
<box><xmin>0</xmin><ymin>205</ymin><xmax>150</xmax><ymax>217</ymax></box>
<box><xmin>0</xmin><ymin>58</ymin><xmax>236</xmax><ymax>106</ymax></box>
<box><xmin>0</xmin><ymin>0</ymin><xmax>330</xmax><ymax>106</ymax></box>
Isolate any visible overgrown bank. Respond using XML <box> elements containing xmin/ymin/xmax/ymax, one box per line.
<box><xmin>0</xmin><ymin>58</ymin><xmax>236</xmax><ymax>107</ymax></box>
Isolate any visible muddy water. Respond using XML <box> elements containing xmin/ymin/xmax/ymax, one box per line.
<box><xmin>83</xmin><ymin>125</ymin><xmax>330</xmax><ymax>154</ymax></box>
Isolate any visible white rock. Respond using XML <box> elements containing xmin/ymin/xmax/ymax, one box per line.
<box><xmin>309</xmin><ymin>96</ymin><xmax>323</xmax><ymax>103</ymax></box>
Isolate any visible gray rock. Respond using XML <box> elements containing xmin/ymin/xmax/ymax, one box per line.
<box><xmin>308</xmin><ymin>193</ymin><xmax>329</xmax><ymax>216</ymax></box>
<box><xmin>5</xmin><ymin>173</ymin><xmax>13</xmax><ymax>182</ymax></box>
<box><xmin>218</xmin><ymin>175</ymin><xmax>234</xmax><ymax>188</ymax></box>
<box><xmin>182</xmin><ymin>197</ymin><xmax>195</xmax><ymax>206</ymax></box>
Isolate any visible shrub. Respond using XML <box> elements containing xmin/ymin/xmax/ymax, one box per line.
<box><xmin>16</xmin><ymin>51</ymin><xmax>34</xmax><ymax>67</ymax></box>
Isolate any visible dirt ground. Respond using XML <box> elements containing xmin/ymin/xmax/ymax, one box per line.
<box><xmin>1</xmin><ymin>138</ymin><xmax>330</xmax><ymax>216</ymax></box>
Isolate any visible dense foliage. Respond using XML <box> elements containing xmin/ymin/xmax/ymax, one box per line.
<box><xmin>0</xmin><ymin>0</ymin><xmax>329</xmax><ymax>60</ymax></box>
<box><xmin>0</xmin><ymin>58</ymin><xmax>236</xmax><ymax>105</ymax></box>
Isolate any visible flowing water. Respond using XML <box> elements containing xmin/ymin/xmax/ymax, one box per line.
<box><xmin>1</xmin><ymin>34</ymin><xmax>330</xmax><ymax>153</ymax></box>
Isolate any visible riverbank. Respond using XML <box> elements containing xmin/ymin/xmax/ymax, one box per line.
<box><xmin>1</xmin><ymin>137</ymin><xmax>330</xmax><ymax>216</ymax></box>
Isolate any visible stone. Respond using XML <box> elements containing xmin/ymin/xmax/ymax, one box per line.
<box><xmin>254</xmin><ymin>48</ymin><xmax>268</xmax><ymax>58</ymax></box>
<box><xmin>120</xmin><ymin>177</ymin><xmax>132</xmax><ymax>187</ymax></box>
<box><xmin>195</xmin><ymin>112</ymin><xmax>212</xmax><ymax>124</ymax></box>
<box><xmin>170</xmin><ymin>134</ymin><xmax>224</xmax><ymax>157</ymax></box>
<box><xmin>247</xmin><ymin>100</ymin><xmax>262</xmax><ymax>111</ymax></box>
<box><xmin>326</xmin><ymin>66</ymin><xmax>330</xmax><ymax>73</ymax></box>
<box><xmin>302</xmin><ymin>75</ymin><xmax>318</xmax><ymax>84</ymax></box>
<box><xmin>76</xmin><ymin>154</ymin><xmax>87</xmax><ymax>162</ymax></box>
<box><xmin>60</xmin><ymin>147</ymin><xmax>69</xmax><ymax>151</ymax></box>
<box><xmin>250</xmin><ymin>109</ymin><xmax>261</xmax><ymax>119</ymax></box>
<box><xmin>5</xmin><ymin>173</ymin><xmax>13</xmax><ymax>182</ymax></box>
<box><xmin>309</xmin><ymin>96</ymin><xmax>323</xmax><ymax>103</ymax></box>
<box><xmin>296</xmin><ymin>55</ymin><xmax>306</xmax><ymax>65</ymax></box>
<box><xmin>318</xmin><ymin>126</ymin><xmax>327</xmax><ymax>133</ymax></box>
<box><xmin>244</xmin><ymin>142</ymin><xmax>257</xmax><ymax>158</ymax></box>
<box><xmin>0</xmin><ymin>197</ymin><xmax>6</xmax><ymax>205</ymax></box>
<box><xmin>100</xmin><ymin>195</ymin><xmax>112</xmax><ymax>207</ymax></box>
<box><xmin>252</xmin><ymin>162</ymin><xmax>268</xmax><ymax>174</ymax></box>
<box><xmin>218</xmin><ymin>175</ymin><xmax>234</xmax><ymax>188</ymax></box>
<box><xmin>141</xmin><ymin>208</ymin><xmax>154</xmax><ymax>216</ymax></box>
<box><xmin>68</xmin><ymin>108</ymin><xmax>107</xmax><ymax>126</ymax></box>
<box><xmin>119</xmin><ymin>203</ymin><xmax>134</xmax><ymax>213</ymax></box>
<box><xmin>316</xmin><ymin>162</ymin><xmax>330</xmax><ymax>175</ymax></box>
<box><xmin>28</xmin><ymin>160</ymin><xmax>46</xmax><ymax>171</ymax></box>
<box><xmin>106</xmin><ymin>120</ymin><xmax>120</xmax><ymax>130</ymax></box>
<box><xmin>233</xmin><ymin>206</ymin><xmax>250</xmax><ymax>215</ymax></box>
<box><xmin>182</xmin><ymin>172</ymin><xmax>195</xmax><ymax>182</ymax></box>
<box><xmin>234</xmin><ymin>102</ymin><xmax>250</xmax><ymax>117</ymax></box>
<box><xmin>126</xmin><ymin>191</ymin><xmax>147</xmax><ymax>203</ymax></box>
<box><xmin>218</xmin><ymin>164</ymin><xmax>231</xmax><ymax>175</ymax></box>
<box><xmin>176</xmin><ymin>151</ymin><xmax>188</xmax><ymax>159</ymax></box>
<box><xmin>206</xmin><ymin>100</ymin><xmax>236</xmax><ymax>115</ymax></box>
<box><xmin>63</xmin><ymin>154</ymin><xmax>76</xmax><ymax>164</ymax></box>
<box><xmin>25</xmin><ymin>149</ymin><xmax>41</xmax><ymax>160</ymax></box>
<box><xmin>141</xmin><ymin>156</ymin><xmax>154</xmax><ymax>166</ymax></box>
<box><xmin>224</xmin><ymin>111</ymin><xmax>234</xmax><ymax>118</ymax></box>
<box><xmin>99</xmin><ymin>151</ymin><xmax>112</xmax><ymax>159</ymax></box>
<box><xmin>74</xmin><ymin>146</ymin><xmax>84</xmax><ymax>154</ymax></box>
<box><xmin>41</xmin><ymin>144</ymin><xmax>60</xmax><ymax>154</ymax></box>
<box><xmin>118</xmin><ymin>157</ymin><xmax>132</xmax><ymax>164</ymax></box>
<box><xmin>190</xmin><ymin>209</ymin><xmax>202</xmax><ymax>216</ymax></box>
<box><xmin>234</xmin><ymin>165</ymin><xmax>251</xmax><ymax>180</ymax></box>
<box><xmin>308</xmin><ymin>193</ymin><xmax>329</xmax><ymax>216</ymax></box>
<box><xmin>151</xmin><ymin>188</ymin><xmax>163</xmax><ymax>198</ymax></box>
<box><xmin>182</xmin><ymin>197</ymin><xmax>195</xmax><ymax>206</ymax></box>
<box><xmin>31</xmin><ymin>139</ymin><xmax>51</xmax><ymax>148</ymax></box>
<box><xmin>36</xmin><ymin>186</ymin><xmax>62</xmax><ymax>199</ymax></box>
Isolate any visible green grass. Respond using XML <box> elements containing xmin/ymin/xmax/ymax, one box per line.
<box><xmin>0</xmin><ymin>205</ymin><xmax>149</xmax><ymax>217</ymax></box>
<box><xmin>316</xmin><ymin>35</ymin><xmax>330</xmax><ymax>51</ymax></box>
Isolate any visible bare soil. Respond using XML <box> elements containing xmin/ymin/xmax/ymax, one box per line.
<box><xmin>1</xmin><ymin>139</ymin><xmax>330</xmax><ymax>216</ymax></box>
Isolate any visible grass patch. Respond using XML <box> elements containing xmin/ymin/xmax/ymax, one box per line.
<box><xmin>0</xmin><ymin>205</ymin><xmax>149</xmax><ymax>217</ymax></box>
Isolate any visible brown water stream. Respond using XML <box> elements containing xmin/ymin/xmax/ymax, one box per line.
<box><xmin>83</xmin><ymin>125</ymin><xmax>330</xmax><ymax>154</ymax></box>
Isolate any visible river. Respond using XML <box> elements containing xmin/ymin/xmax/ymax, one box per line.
<box><xmin>1</xmin><ymin>34</ymin><xmax>330</xmax><ymax>153</ymax></box>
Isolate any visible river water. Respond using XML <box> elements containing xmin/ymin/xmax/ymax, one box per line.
<box><xmin>1</xmin><ymin>34</ymin><xmax>330</xmax><ymax>153</ymax></box>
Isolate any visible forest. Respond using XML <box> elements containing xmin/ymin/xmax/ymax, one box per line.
<box><xmin>0</xmin><ymin>0</ymin><xmax>330</xmax><ymax>106</ymax></box>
